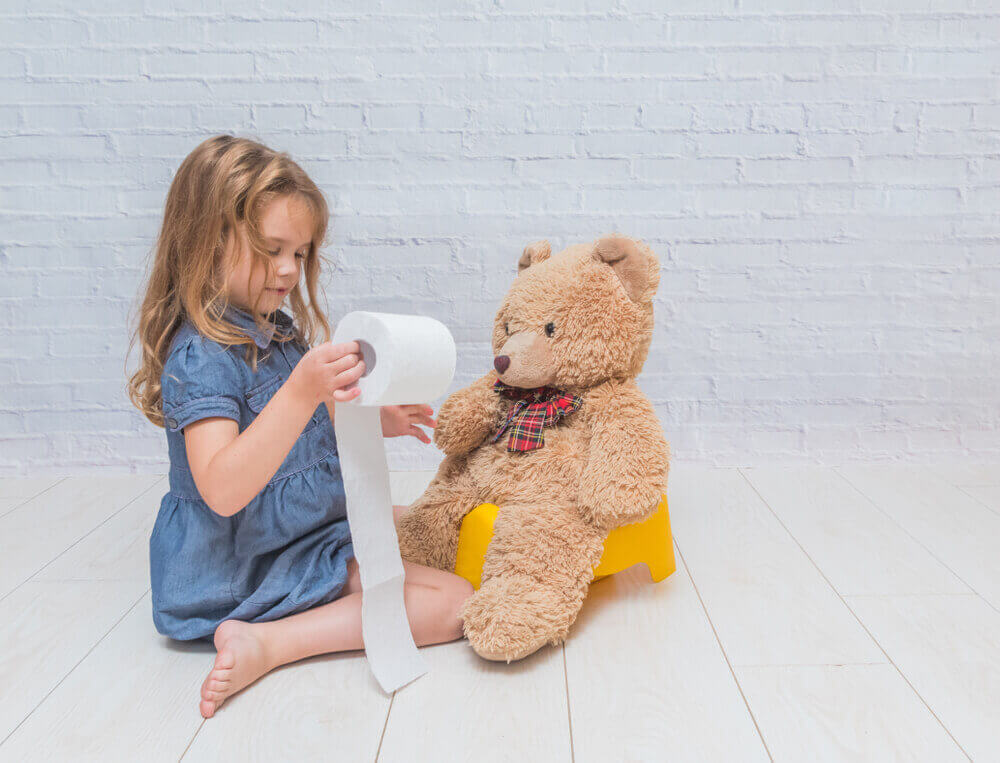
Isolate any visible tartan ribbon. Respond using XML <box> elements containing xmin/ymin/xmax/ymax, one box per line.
<box><xmin>491</xmin><ymin>379</ymin><xmax>583</xmax><ymax>453</ymax></box>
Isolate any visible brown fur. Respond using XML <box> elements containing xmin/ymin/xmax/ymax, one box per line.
<box><xmin>397</xmin><ymin>234</ymin><xmax>671</xmax><ymax>662</ymax></box>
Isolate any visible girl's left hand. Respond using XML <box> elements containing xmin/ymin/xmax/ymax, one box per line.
<box><xmin>380</xmin><ymin>404</ymin><xmax>437</xmax><ymax>443</ymax></box>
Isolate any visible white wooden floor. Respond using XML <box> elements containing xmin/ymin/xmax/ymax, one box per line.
<box><xmin>1</xmin><ymin>464</ymin><xmax>999</xmax><ymax>762</ymax></box>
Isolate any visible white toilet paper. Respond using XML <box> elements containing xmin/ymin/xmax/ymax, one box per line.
<box><xmin>331</xmin><ymin>311</ymin><xmax>457</xmax><ymax>693</ymax></box>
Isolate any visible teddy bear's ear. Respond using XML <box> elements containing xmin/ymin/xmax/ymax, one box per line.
<box><xmin>517</xmin><ymin>240</ymin><xmax>552</xmax><ymax>273</ymax></box>
<box><xmin>593</xmin><ymin>234</ymin><xmax>659</xmax><ymax>303</ymax></box>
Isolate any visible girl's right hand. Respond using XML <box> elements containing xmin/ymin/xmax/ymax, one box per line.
<box><xmin>289</xmin><ymin>341</ymin><xmax>366</xmax><ymax>406</ymax></box>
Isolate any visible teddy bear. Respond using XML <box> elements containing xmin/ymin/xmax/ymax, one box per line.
<box><xmin>395</xmin><ymin>234</ymin><xmax>670</xmax><ymax>662</ymax></box>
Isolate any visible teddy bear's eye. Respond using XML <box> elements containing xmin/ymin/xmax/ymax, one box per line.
<box><xmin>545</xmin><ymin>322</ymin><xmax>555</xmax><ymax>337</ymax></box>
<box><xmin>504</xmin><ymin>322</ymin><xmax>509</xmax><ymax>335</ymax></box>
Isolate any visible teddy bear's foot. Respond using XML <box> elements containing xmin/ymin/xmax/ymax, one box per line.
<box><xmin>459</xmin><ymin>572</ymin><xmax>585</xmax><ymax>663</ymax></box>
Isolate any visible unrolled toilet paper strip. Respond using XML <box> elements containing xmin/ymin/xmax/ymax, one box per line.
<box><xmin>331</xmin><ymin>311</ymin><xmax>457</xmax><ymax>693</ymax></box>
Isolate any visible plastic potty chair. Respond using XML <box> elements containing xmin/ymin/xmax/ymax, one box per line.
<box><xmin>454</xmin><ymin>494</ymin><xmax>675</xmax><ymax>590</ymax></box>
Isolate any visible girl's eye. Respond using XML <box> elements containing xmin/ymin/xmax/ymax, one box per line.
<box><xmin>545</xmin><ymin>322</ymin><xmax>555</xmax><ymax>337</ymax></box>
<box><xmin>295</xmin><ymin>252</ymin><xmax>305</xmax><ymax>259</ymax></box>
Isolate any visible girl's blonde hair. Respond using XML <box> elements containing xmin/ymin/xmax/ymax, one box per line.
<box><xmin>127</xmin><ymin>134</ymin><xmax>333</xmax><ymax>429</ymax></box>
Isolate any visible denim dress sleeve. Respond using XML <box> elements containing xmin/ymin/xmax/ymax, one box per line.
<box><xmin>161</xmin><ymin>335</ymin><xmax>243</xmax><ymax>432</ymax></box>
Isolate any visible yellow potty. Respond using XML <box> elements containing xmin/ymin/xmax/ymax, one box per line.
<box><xmin>454</xmin><ymin>494</ymin><xmax>675</xmax><ymax>590</ymax></box>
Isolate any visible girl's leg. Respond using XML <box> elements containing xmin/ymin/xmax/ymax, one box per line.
<box><xmin>199</xmin><ymin>505</ymin><xmax>474</xmax><ymax>718</ymax></box>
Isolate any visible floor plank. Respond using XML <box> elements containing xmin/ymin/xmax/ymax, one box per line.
<box><xmin>0</xmin><ymin>477</ymin><xmax>168</xmax><ymax>744</ymax></box>
<box><xmin>838</xmin><ymin>466</ymin><xmax>1000</xmax><ymax>611</ymax></box>
<box><xmin>741</xmin><ymin>467</ymin><xmax>969</xmax><ymax>596</ymax></box>
<box><xmin>0</xmin><ymin>476</ymin><xmax>63</xmax><ymax>520</ymax></box>
<box><xmin>956</xmin><ymin>483</ymin><xmax>1000</xmax><ymax>517</ymax></box>
<box><xmin>847</xmin><ymin>594</ymin><xmax>998</xmax><ymax>762</ymax></box>
<box><xmin>925</xmin><ymin>463</ymin><xmax>1000</xmax><ymax>487</ymax></box>
<box><xmin>0</xmin><ymin>580</ymin><xmax>147</xmax><ymax>743</ymax></box>
<box><xmin>0</xmin><ymin>476</ymin><xmax>63</xmax><ymax>500</ymax></box>
<box><xmin>0</xmin><ymin>475</ymin><xmax>162</xmax><ymax>601</ymax></box>
<box><xmin>4</xmin><ymin>466</ymin><xmax>997</xmax><ymax>761</ymax></box>
<box><xmin>377</xmin><ymin>639</ymin><xmax>572</xmax><ymax>763</ymax></box>
<box><xmin>735</xmin><ymin>664</ymin><xmax>965</xmax><ymax>761</ymax></box>
<box><xmin>668</xmin><ymin>467</ymin><xmax>884</xmax><ymax>666</ymax></box>
<box><xmin>34</xmin><ymin>477</ymin><xmax>165</xmax><ymax>583</ymax></box>
<box><xmin>0</xmin><ymin>593</ymin><xmax>211</xmax><ymax>762</ymax></box>
<box><xmin>566</xmin><ymin>557</ymin><xmax>768</xmax><ymax>762</ymax></box>
<box><xmin>0</xmin><ymin>498</ymin><xmax>20</xmax><ymax>518</ymax></box>
<box><xmin>182</xmin><ymin>651</ymin><xmax>390</xmax><ymax>762</ymax></box>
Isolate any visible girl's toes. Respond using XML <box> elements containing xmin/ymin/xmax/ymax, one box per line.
<box><xmin>209</xmin><ymin>679</ymin><xmax>228</xmax><ymax>692</ymax></box>
<box><xmin>214</xmin><ymin>648</ymin><xmax>236</xmax><ymax>672</ymax></box>
<box><xmin>201</xmin><ymin>675</ymin><xmax>218</xmax><ymax>696</ymax></box>
<box><xmin>200</xmin><ymin>699</ymin><xmax>217</xmax><ymax>719</ymax></box>
<box><xmin>201</xmin><ymin>678</ymin><xmax>225</xmax><ymax>699</ymax></box>
<box><xmin>207</xmin><ymin>665</ymin><xmax>231</xmax><ymax>683</ymax></box>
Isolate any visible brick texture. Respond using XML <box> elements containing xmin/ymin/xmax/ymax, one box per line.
<box><xmin>1</xmin><ymin>1</ymin><xmax>998</xmax><ymax>474</ymax></box>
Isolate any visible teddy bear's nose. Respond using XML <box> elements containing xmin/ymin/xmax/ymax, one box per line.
<box><xmin>494</xmin><ymin>355</ymin><xmax>510</xmax><ymax>374</ymax></box>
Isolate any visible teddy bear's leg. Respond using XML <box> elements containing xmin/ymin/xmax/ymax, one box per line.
<box><xmin>395</xmin><ymin>455</ymin><xmax>482</xmax><ymax>572</ymax></box>
<box><xmin>459</xmin><ymin>501</ymin><xmax>606</xmax><ymax>663</ymax></box>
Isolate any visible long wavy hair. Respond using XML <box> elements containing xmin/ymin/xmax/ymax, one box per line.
<box><xmin>126</xmin><ymin>134</ymin><xmax>333</xmax><ymax>429</ymax></box>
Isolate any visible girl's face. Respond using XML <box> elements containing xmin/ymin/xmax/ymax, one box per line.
<box><xmin>225</xmin><ymin>194</ymin><xmax>313</xmax><ymax>316</ymax></box>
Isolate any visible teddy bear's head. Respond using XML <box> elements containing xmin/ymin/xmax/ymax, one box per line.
<box><xmin>491</xmin><ymin>234</ymin><xmax>660</xmax><ymax>392</ymax></box>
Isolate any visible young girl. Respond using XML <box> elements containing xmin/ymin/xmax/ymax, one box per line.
<box><xmin>127</xmin><ymin>134</ymin><xmax>474</xmax><ymax>719</ymax></box>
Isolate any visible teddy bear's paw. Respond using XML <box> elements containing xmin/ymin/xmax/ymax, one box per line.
<box><xmin>460</xmin><ymin>574</ymin><xmax>576</xmax><ymax>663</ymax></box>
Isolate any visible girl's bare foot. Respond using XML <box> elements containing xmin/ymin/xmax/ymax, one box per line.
<box><xmin>199</xmin><ymin>619</ymin><xmax>273</xmax><ymax>718</ymax></box>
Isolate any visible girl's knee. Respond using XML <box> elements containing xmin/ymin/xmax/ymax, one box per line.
<box><xmin>454</xmin><ymin>576</ymin><xmax>474</xmax><ymax>602</ymax></box>
<box><xmin>448</xmin><ymin>577</ymin><xmax>474</xmax><ymax>625</ymax></box>
<box><xmin>430</xmin><ymin>577</ymin><xmax>473</xmax><ymax>643</ymax></box>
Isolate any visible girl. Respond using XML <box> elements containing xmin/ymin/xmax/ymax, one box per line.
<box><xmin>127</xmin><ymin>134</ymin><xmax>474</xmax><ymax>719</ymax></box>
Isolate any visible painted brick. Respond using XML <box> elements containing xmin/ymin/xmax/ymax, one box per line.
<box><xmin>0</xmin><ymin>3</ymin><xmax>996</xmax><ymax>475</ymax></box>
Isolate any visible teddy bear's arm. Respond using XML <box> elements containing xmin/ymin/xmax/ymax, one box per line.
<box><xmin>577</xmin><ymin>382</ymin><xmax>670</xmax><ymax>533</ymax></box>
<box><xmin>433</xmin><ymin>370</ymin><xmax>506</xmax><ymax>457</ymax></box>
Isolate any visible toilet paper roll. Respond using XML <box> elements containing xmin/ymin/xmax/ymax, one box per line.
<box><xmin>331</xmin><ymin>311</ymin><xmax>456</xmax><ymax>693</ymax></box>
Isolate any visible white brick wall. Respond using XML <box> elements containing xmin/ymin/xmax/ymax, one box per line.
<box><xmin>1</xmin><ymin>1</ymin><xmax>998</xmax><ymax>475</ymax></box>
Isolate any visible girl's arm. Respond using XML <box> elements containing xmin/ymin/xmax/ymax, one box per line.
<box><xmin>186</xmin><ymin>343</ymin><xmax>364</xmax><ymax>517</ymax></box>
<box><xmin>185</xmin><ymin>380</ymin><xmax>319</xmax><ymax>517</ymax></box>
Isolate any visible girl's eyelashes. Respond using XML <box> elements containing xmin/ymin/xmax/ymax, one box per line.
<box><xmin>268</xmin><ymin>250</ymin><xmax>307</xmax><ymax>259</ymax></box>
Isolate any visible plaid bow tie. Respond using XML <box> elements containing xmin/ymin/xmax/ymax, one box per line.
<box><xmin>491</xmin><ymin>379</ymin><xmax>583</xmax><ymax>453</ymax></box>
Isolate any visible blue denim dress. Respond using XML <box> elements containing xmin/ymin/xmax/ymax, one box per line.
<box><xmin>150</xmin><ymin>304</ymin><xmax>354</xmax><ymax>641</ymax></box>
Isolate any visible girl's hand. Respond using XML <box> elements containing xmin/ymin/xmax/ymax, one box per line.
<box><xmin>288</xmin><ymin>341</ymin><xmax>366</xmax><ymax>406</ymax></box>
<box><xmin>380</xmin><ymin>405</ymin><xmax>437</xmax><ymax>443</ymax></box>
